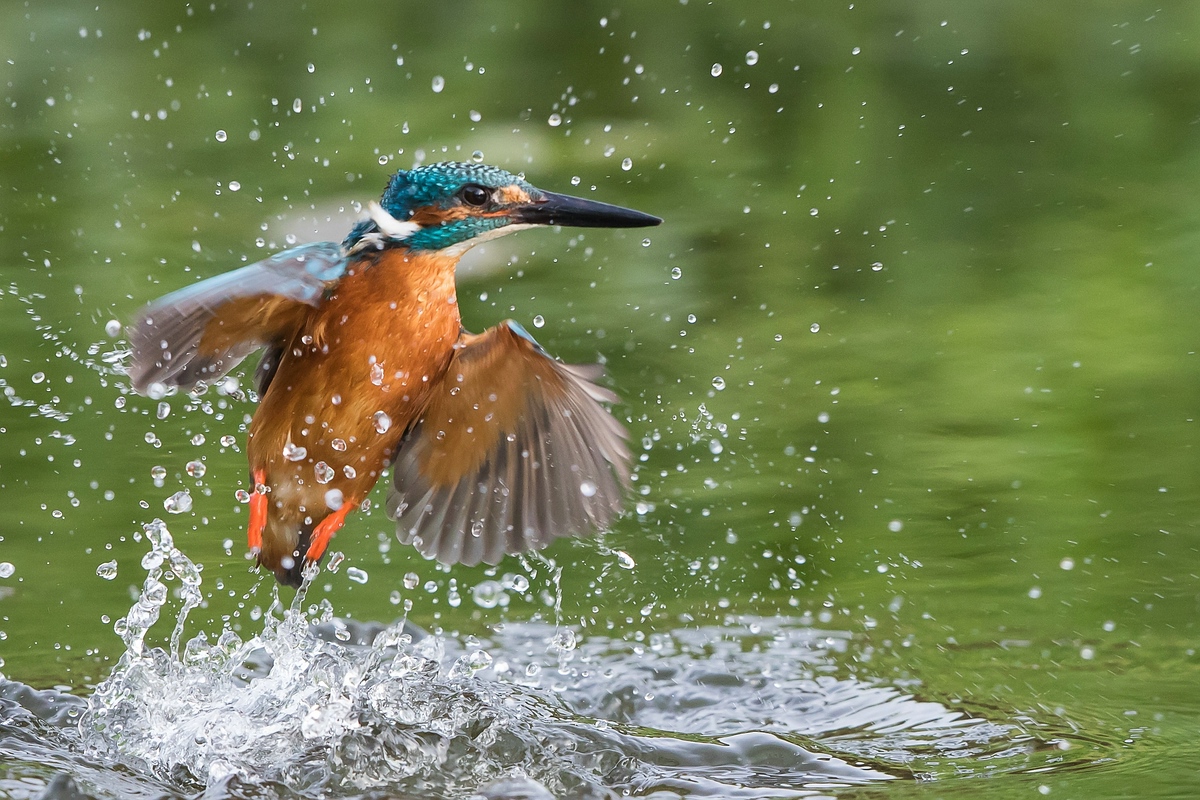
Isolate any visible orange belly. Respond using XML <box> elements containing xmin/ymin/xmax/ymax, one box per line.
<box><xmin>247</xmin><ymin>248</ymin><xmax>461</xmax><ymax>574</ymax></box>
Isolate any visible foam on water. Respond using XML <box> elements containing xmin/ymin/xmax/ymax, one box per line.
<box><xmin>0</xmin><ymin>520</ymin><xmax>1103</xmax><ymax>799</ymax></box>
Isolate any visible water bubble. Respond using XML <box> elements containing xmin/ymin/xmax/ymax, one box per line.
<box><xmin>431</xmin><ymin>75</ymin><xmax>445</xmax><ymax>93</ymax></box>
<box><xmin>314</xmin><ymin>461</ymin><xmax>334</xmax><ymax>484</ymax></box>
<box><xmin>471</xmin><ymin>149</ymin><xmax>484</xmax><ymax>163</ymax></box>
<box><xmin>532</xmin><ymin>315</ymin><xmax>545</xmax><ymax>329</ymax></box>
<box><xmin>185</xmin><ymin>460</ymin><xmax>206</xmax><ymax>478</ymax></box>
<box><xmin>95</xmin><ymin>560</ymin><xmax>117</xmax><ymax>580</ymax></box>
<box><xmin>712</xmin><ymin>376</ymin><xmax>726</xmax><ymax>391</ymax></box>
<box><xmin>104</xmin><ymin>319</ymin><xmax>122</xmax><ymax>337</ymax></box>
<box><xmin>711</xmin><ymin>63</ymin><xmax>723</xmax><ymax>77</ymax></box>
<box><xmin>810</xmin><ymin>322</ymin><xmax>821</xmax><ymax>333</ymax></box>
<box><xmin>745</xmin><ymin>50</ymin><xmax>759</xmax><ymax>65</ymax></box>
<box><xmin>670</xmin><ymin>266</ymin><xmax>682</xmax><ymax>279</ymax></box>
<box><xmin>214</xmin><ymin>129</ymin><xmax>227</xmax><ymax>142</ymax></box>
<box><xmin>220</xmin><ymin>434</ymin><xmax>236</xmax><ymax>447</ymax></box>
<box><xmin>164</xmin><ymin>490</ymin><xmax>193</xmax><ymax>514</ymax></box>
<box><xmin>373</xmin><ymin>411</ymin><xmax>392</xmax><ymax>433</ymax></box>
<box><xmin>346</xmin><ymin>567</ymin><xmax>369</xmax><ymax>584</ymax></box>
<box><xmin>548</xmin><ymin>113</ymin><xmax>562</xmax><ymax>127</ymax></box>
<box><xmin>579</xmin><ymin>480</ymin><xmax>597</xmax><ymax>497</ymax></box>
<box><xmin>292</xmin><ymin>97</ymin><xmax>303</xmax><ymax>113</ymax></box>
<box><xmin>282</xmin><ymin>442</ymin><xmax>307</xmax><ymax>461</ymax></box>
<box><xmin>621</xmin><ymin>157</ymin><xmax>633</xmax><ymax>171</ymax></box>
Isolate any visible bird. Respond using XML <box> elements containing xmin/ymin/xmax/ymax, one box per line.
<box><xmin>128</xmin><ymin>161</ymin><xmax>661</xmax><ymax>586</ymax></box>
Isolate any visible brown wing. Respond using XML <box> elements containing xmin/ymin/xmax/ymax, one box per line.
<box><xmin>127</xmin><ymin>242</ymin><xmax>348</xmax><ymax>394</ymax></box>
<box><xmin>387</xmin><ymin>321</ymin><xmax>631</xmax><ymax>566</ymax></box>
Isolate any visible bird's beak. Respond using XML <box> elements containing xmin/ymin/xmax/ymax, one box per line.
<box><xmin>514</xmin><ymin>191</ymin><xmax>662</xmax><ymax>229</ymax></box>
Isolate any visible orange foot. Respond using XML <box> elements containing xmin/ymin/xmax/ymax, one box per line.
<box><xmin>305</xmin><ymin>499</ymin><xmax>362</xmax><ymax>563</ymax></box>
<box><xmin>247</xmin><ymin>469</ymin><xmax>267</xmax><ymax>553</ymax></box>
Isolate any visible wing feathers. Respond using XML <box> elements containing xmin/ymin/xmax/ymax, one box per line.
<box><xmin>389</xmin><ymin>321</ymin><xmax>631</xmax><ymax>566</ymax></box>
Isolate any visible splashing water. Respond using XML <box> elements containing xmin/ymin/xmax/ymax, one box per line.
<box><xmin>0</xmin><ymin>521</ymin><xmax>1097</xmax><ymax>799</ymax></box>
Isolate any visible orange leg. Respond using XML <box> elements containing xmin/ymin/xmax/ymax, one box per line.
<box><xmin>305</xmin><ymin>500</ymin><xmax>360</xmax><ymax>563</ymax></box>
<box><xmin>247</xmin><ymin>469</ymin><xmax>267</xmax><ymax>553</ymax></box>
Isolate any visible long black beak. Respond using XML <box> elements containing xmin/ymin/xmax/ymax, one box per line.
<box><xmin>515</xmin><ymin>190</ymin><xmax>661</xmax><ymax>228</ymax></box>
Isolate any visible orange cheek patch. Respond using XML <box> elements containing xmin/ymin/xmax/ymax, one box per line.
<box><xmin>409</xmin><ymin>205</ymin><xmax>472</xmax><ymax>225</ymax></box>
<box><xmin>497</xmin><ymin>185</ymin><xmax>531</xmax><ymax>205</ymax></box>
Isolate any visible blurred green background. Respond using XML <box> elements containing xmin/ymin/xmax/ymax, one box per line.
<box><xmin>2</xmin><ymin>0</ymin><xmax>1200</xmax><ymax>796</ymax></box>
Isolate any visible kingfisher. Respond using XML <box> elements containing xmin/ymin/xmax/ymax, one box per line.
<box><xmin>128</xmin><ymin>161</ymin><xmax>660</xmax><ymax>586</ymax></box>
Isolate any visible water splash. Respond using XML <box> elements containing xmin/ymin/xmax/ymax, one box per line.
<box><xmin>26</xmin><ymin>521</ymin><xmax>1101</xmax><ymax>799</ymax></box>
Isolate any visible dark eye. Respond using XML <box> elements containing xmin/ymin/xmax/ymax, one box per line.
<box><xmin>459</xmin><ymin>184</ymin><xmax>490</xmax><ymax>207</ymax></box>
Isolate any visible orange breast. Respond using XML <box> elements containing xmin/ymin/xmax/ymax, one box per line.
<box><xmin>248</xmin><ymin>248</ymin><xmax>462</xmax><ymax>521</ymax></box>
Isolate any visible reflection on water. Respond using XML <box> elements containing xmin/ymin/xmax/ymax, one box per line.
<box><xmin>0</xmin><ymin>521</ymin><xmax>1103</xmax><ymax>799</ymax></box>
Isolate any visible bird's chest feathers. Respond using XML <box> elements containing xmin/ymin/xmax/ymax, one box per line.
<box><xmin>307</xmin><ymin>249</ymin><xmax>461</xmax><ymax>386</ymax></box>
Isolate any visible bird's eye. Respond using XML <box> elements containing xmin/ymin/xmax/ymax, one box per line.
<box><xmin>459</xmin><ymin>184</ymin><xmax>490</xmax><ymax>207</ymax></box>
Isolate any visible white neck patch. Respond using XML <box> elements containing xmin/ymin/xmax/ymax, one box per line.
<box><xmin>367</xmin><ymin>201</ymin><xmax>421</xmax><ymax>239</ymax></box>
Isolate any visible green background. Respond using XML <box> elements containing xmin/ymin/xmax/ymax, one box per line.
<box><xmin>2</xmin><ymin>0</ymin><xmax>1199</xmax><ymax>796</ymax></box>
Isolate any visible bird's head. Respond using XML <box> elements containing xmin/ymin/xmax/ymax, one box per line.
<box><xmin>345</xmin><ymin>161</ymin><xmax>660</xmax><ymax>254</ymax></box>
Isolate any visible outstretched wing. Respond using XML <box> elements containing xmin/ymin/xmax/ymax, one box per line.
<box><xmin>127</xmin><ymin>242</ymin><xmax>348</xmax><ymax>394</ymax></box>
<box><xmin>388</xmin><ymin>321</ymin><xmax>631</xmax><ymax>566</ymax></box>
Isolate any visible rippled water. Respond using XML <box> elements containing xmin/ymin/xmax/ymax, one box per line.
<box><xmin>0</xmin><ymin>521</ymin><xmax>1104</xmax><ymax>800</ymax></box>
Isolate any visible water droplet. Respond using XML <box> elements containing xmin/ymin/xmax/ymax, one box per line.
<box><xmin>615</xmin><ymin>550</ymin><xmax>635</xmax><ymax>570</ymax></box>
<box><xmin>214</xmin><ymin>129</ymin><xmax>227</xmax><ymax>142</ymax></box>
<box><xmin>346</xmin><ymin>566</ymin><xmax>369</xmax><ymax>584</ymax></box>
<box><xmin>378</xmin><ymin>154</ymin><xmax>389</xmax><ymax>166</ymax></box>
<box><xmin>96</xmin><ymin>560</ymin><xmax>117</xmax><ymax>580</ymax></box>
<box><xmin>579</xmin><ymin>480</ymin><xmax>597</xmax><ymax>497</ymax></box>
<box><xmin>343</xmin><ymin>464</ymin><xmax>356</xmax><ymax>479</ymax></box>
<box><xmin>810</xmin><ymin>323</ymin><xmax>821</xmax><ymax>333</ymax></box>
<box><xmin>292</xmin><ymin>97</ymin><xmax>303</xmax><ymax>113</ymax></box>
<box><xmin>185</xmin><ymin>460</ymin><xmax>206</xmax><ymax>478</ymax></box>
<box><xmin>282</xmin><ymin>442</ymin><xmax>307</xmax><ymax>461</ymax></box>
<box><xmin>0</xmin><ymin>562</ymin><xmax>14</xmax><ymax>579</ymax></box>
<box><xmin>774</xmin><ymin>333</ymin><xmax>783</xmax><ymax>342</ymax></box>
<box><xmin>472</xmin><ymin>580</ymin><xmax>505</xmax><ymax>608</ymax></box>
<box><xmin>621</xmin><ymin>157</ymin><xmax>633</xmax><ymax>171</ymax></box>
<box><xmin>431</xmin><ymin>75</ymin><xmax>445</xmax><ymax>93</ymax></box>
<box><xmin>642</xmin><ymin>238</ymin><xmax>651</xmax><ymax>247</ymax></box>
<box><xmin>306</xmin><ymin>62</ymin><xmax>315</xmax><ymax>73</ymax></box>
<box><xmin>228</xmin><ymin>181</ymin><xmax>240</xmax><ymax>192</ymax></box>
<box><xmin>1060</xmin><ymin>557</ymin><xmax>1075</xmax><ymax>571</ymax></box>
<box><xmin>31</xmin><ymin>372</ymin><xmax>45</xmax><ymax>384</ymax></box>
<box><xmin>104</xmin><ymin>319</ymin><xmax>122</xmax><ymax>337</ymax></box>
<box><xmin>745</xmin><ymin>50</ymin><xmax>759</xmax><ymax>65</ymax></box>
<box><xmin>324</xmin><ymin>488</ymin><xmax>344</xmax><ymax>510</ymax></box>
<box><xmin>548</xmin><ymin>113</ymin><xmax>562</xmax><ymax>127</ymax></box>
<box><xmin>712</xmin><ymin>376</ymin><xmax>726</xmax><ymax>390</ymax></box>
<box><xmin>164</xmin><ymin>490</ymin><xmax>193</xmax><ymax>514</ymax></box>
<box><xmin>532</xmin><ymin>315</ymin><xmax>545</xmax><ymax>329</ymax></box>
<box><xmin>550</xmin><ymin>629</ymin><xmax>577</xmax><ymax>652</ymax></box>
<box><xmin>471</xmin><ymin>149</ymin><xmax>484</xmax><ymax>163</ymax></box>
<box><xmin>670</xmin><ymin>266</ymin><xmax>682</xmax><ymax>279</ymax></box>
<box><xmin>370</xmin><ymin>363</ymin><xmax>384</xmax><ymax>386</ymax></box>
<box><xmin>156</xmin><ymin>401</ymin><xmax>170</xmax><ymax>420</ymax></box>
<box><xmin>235</xmin><ymin>489</ymin><xmax>250</xmax><ymax>503</ymax></box>
<box><xmin>373</xmin><ymin>411</ymin><xmax>392</xmax><ymax>433</ymax></box>
<box><xmin>150</xmin><ymin>465</ymin><xmax>167</xmax><ymax>480</ymax></box>
<box><xmin>403</xmin><ymin>572</ymin><xmax>419</xmax><ymax>589</ymax></box>
<box><xmin>331</xmin><ymin>438</ymin><xmax>347</xmax><ymax>452</ymax></box>
<box><xmin>888</xmin><ymin>519</ymin><xmax>903</xmax><ymax>532</ymax></box>
<box><xmin>469</xmin><ymin>109</ymin><xmax>482</xmax><ymax>122</ymax></box>
<box><xmin>220</xmin><ymin>434</ymin><xmax>236</xmax><ymax>447</ymax></box>
<box><xmin>769</xmin><ymin>83</ymin><xmax>779</xmax><ymax>94</ymax></box>
<box><xmin>314</xmin><ymin>461</ymin><xmax>334</xmax><ymax>484</ymax></box>
<box><xmin>709</xmin><ymin>439</ymin><xmax>723</xmax><ymax>454</ymax></box>
<box><xmin>191</xmin><ymin>433</ymin><xmax>206</xmax><ymax>446</ymax></box>
<box><xmin>711</xmin><ymin>63</ymin><xmax>723</xmax><ymax>77</ymax></box>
